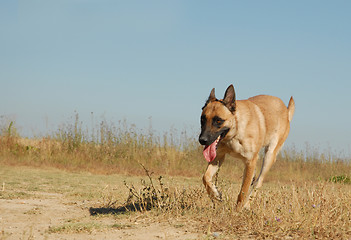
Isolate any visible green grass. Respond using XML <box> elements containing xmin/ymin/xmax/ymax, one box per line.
<box><xmin>329</xmin><ymin>174</ymin><xmax>351</xmax><ymax>184</ymax></box>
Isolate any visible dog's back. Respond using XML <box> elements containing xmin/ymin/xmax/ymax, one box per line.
<box><xmin>248</xmin><ymin>95</ymin><xmax>294</xmax><ymax>146</ymax></box>
<box><xmin>249</xmin><ymin>95</ymin><xmax>290</xmax><ymax>120</ymax></box>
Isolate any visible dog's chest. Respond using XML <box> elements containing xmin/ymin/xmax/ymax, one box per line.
<box><xmin>224</xmin><ymin>138</ymin><xmax>255</xmax><ymax>160</ymax></box>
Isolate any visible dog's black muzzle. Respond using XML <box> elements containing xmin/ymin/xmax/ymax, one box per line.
<box><xmin>199</xmin><ymin>132</ymin><xmax>218</xmax><ymax>146</ymax></box>
<box><xmin>198</xmin><ymin>128</ymin><xmax>230</xmax><ymax>146</ymax></box>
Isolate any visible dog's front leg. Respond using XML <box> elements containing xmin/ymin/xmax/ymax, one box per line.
<box><xmin>236</xmin><ymin>154</ymin><xmax>258</xmax><ymax>211</ymax></box>
<box><xmin>203</xmin><ymin>155</ymin><xmax>225</xmax><ymax>201</ymax></box>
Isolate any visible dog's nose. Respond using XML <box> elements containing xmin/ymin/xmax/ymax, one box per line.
<box><xmin>199</xmin><ymin>134</ymin><xmax>208</xmax><ymax>145</ymax></box>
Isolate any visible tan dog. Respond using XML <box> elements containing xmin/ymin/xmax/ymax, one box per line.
<box><xmin>199</xmin><ymin>84</ymin><xmax>295</xmax><ymax>210</ymax></box>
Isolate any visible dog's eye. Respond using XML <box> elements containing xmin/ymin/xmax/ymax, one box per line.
<box><xmin>212</xmin><ymin>116</ymin><xmax>224</xmax><ymax>127</ymax></box>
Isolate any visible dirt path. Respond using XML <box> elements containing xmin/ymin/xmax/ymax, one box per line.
<box><xmin>0</xmin><ymin>192</ymin><xmax>202</xmax><ymax>240</ymax></box>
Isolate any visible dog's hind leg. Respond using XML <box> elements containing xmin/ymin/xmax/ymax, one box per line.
<box><xmin>203</xmin><ymin>154</ymin><xmax>225</xmax><ymax>201</ymax></box>
<box><xmin>254</xmin><ymin>136</ymin><xmax>285</xmax><ymax>189</ymax></box>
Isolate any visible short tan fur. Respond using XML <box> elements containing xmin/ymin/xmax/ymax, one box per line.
<box><xmin>199</xmin><ymin>84</ymin><xmax>295</xmax><ymax>210</ymax></box>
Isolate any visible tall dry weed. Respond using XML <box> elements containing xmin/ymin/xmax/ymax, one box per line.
<box><xmin>0</xmin><ymin>115</ymin><xmax>350</xmax><ymax>181</ymax></box>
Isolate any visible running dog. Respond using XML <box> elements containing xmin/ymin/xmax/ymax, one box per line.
<box><xmin>199</xmin><ymin>84</ymin><xmax>295</xmax><ymax>211</ymax></box>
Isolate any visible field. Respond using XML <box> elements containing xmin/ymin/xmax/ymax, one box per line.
<box><xmin>1</xmin><ymin>118</ymin><xmax>350</xmax><ymax>239</ymax></box>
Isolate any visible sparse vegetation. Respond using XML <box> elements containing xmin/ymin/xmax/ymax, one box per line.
<box><xmin>0</xmin><ymin>115</ymin><xmax>350</xmax><ymax>239</ymax></box>
<box><xmin>329</xmin><ymin>174</ymin><xmax>351</xmax><ymax>184</ymax></box>
<box><xmin>48</xmin><ymin>222</ymin><xmax>105</xmax><ymax>234</ymax></box>
<box><xmin>91</xmin><ymin>164</ymin><xmax>351</xmax><ymax>239</ymax></box>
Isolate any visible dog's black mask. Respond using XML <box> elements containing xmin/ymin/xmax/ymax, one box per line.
<box><xmin>198</xmin><ymin>114</ymin><xmax>230</xmax><ymax>146</ymax></box>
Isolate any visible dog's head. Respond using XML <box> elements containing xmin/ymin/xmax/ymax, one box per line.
<box><xmin>199</xmin><ymin>84</ymin><xmax>236</xmax><ymax>162</ymax></box>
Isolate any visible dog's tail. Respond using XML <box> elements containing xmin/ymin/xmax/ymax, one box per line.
<box><xmin>287</xmin><ymin>97</ymin><xmax>295</xmax><ymax>122</ymax></box>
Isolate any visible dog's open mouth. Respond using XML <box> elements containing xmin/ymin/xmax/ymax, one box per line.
<box><xmin>203</xmin><ymin>136</ymin><xmax>220</xmax><ymax>163</ymax></box>
<box><xmin>202</xmin><ymin>127</ymin><xmax>229</xmax><ymax>163</ymax></box>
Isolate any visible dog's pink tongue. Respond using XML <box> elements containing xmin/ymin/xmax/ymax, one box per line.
<box><xmin>203</xmin><ymin>141</ymin><xmax>217</xmax><ymax>163</ymax></box>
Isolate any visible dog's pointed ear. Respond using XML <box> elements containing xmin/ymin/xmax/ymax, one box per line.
<box><xmin>202</xmin><ymin>88</ymin><xmax>217</xmax><ymax>110</ymax></box>
<box><xmin>223</xmin><ymin>84</ymin><xmax>236</xmax><ymax>112</ymax></box>
<box><xmin>208</xmin><ymin>88</ymin><xmax>216</xmax><ymax>102</ymax></box>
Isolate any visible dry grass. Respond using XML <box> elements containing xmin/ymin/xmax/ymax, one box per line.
<box><xmin>0</xmin><ymin>116</ymin><xmax>203</xmax><ymax>176</ymax></box>
<box><xmin>1</xmin><ymin>117</ymin><xmax>351</xmax><ymax>239</ymax></box>
<box><xmin>1</xmin><ymin>164</ymin><xmax>350</xmax><ymax>239</ymax></box>
<box><xmin>90</xmin><ymin>164</ymin><xmax>350</xmax><ymax>239</ymax></box>
<box><xmin>1</xmin><ymin>116</ymin><xmax>350</xmax><ymax>180</ymax></box>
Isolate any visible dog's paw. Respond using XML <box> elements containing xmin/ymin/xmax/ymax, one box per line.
<box><xmin>236</xmin><ymin>199</ymin><xmax>245</xmax><ymax>212</ymax></box>
<box><xmin>211</xmin><ymin>190</ymin><xmax>222</xmax><ymax>202</ymax></box>
<box><xmin>217</xmin><ymin>191</ymin><xmax>223</xmax><ymax>201</ymax></box>
<box><xmin>243</xmin><ymin>201</ymin><xmax>251</xmax><ymax>210</ymax></box>
<box><xmin>207</xmin><ymin>188</ymin><xmax>222</xmax><ymax>202</ymax></box>
<box><xmin>236</xmin><ymin>198</ymin><xmax>251</xmax><ymax>211</ymax></box>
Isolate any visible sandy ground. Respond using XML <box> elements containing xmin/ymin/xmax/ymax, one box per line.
<box><xmin>0</xmin><ymin>191</ymin><xmax>202</xmax><ymax>240</ymax></box>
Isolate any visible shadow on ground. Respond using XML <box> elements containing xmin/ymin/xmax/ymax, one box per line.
<box><xmin>89</xmin><ymin>202</ymin><xmax>152</xmax><ymax>216</ymax></box>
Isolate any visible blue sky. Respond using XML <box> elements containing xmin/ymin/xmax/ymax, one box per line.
<box><xmin>1</xmin><ymin>1</ymin><xmax>351</xmax><ymax>156</ymax></box>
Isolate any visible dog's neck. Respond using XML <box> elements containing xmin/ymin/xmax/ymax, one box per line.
<box><xmin>224</xmin><ymin>101</ymin><xmax>248</xmax><ymax>144</ymax></box>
